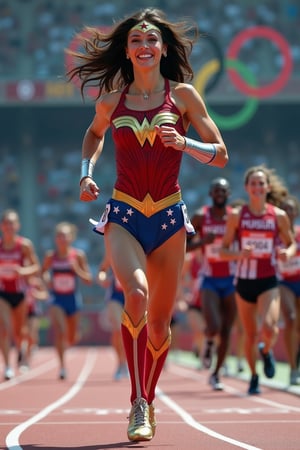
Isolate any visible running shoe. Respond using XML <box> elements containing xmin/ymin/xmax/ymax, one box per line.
<box><xmin>114</xmin><ymin>365</ymin><xmax>123</xmax><ymax>381</ymax></box>
<box><xmin>59</xmin><ymin>368</ymin><xmax>67</xmax><ymax>380</ymax></box>
<box><xmin>149</xmin><ymin>403</ymin><xmax>157</xmax><ymax>436</ymax></box>
<box><xmin>258</xmin><ymin>343</ymin><xmax>275</xmax><ymax>378</ymax></box>
<box><xmin>114</xmin><ymin>364</ymin><xmax>129</xmax><ymax>381</ymax></box>
<box><xmin>203</xmin><ymin>340</ymin><xmax>214</xmax><ymax>369</ymax></box>
<box><xmin>4</xmin><ymin>367</ymin><xmax>14</xmax><ymax>381</ymax></box>
<box><xmin>248</xmin><ymin>374</ymin><xmax>261</xmax><ymax>395</ymax></box>
<box><xmin>127</xmin><ymin>397</ymin><xmax>153</xmax><ymax>441</ymax></box>
<box><xmin>290</xmin><ymin>369</ymin><xmax>300</xmax><ymax>386</ymax></box>
<box><xmin>209</xmin><ymin>373</ymin><xmax>224</xmax><ymax>391</ymax></box>
<box><xmin>237</xmin><ymin>359</ymin><xmax>245</xmax><ymax>373</ymax></box>
<box><xmin>17</xmin><ymin>348</ymin><xmax>28</xmax><ymax>369</ymax></box>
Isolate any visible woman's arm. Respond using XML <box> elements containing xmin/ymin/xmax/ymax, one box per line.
<box><xmin>79</xmin><ymin>92</ymin><xmax>118</xmax><ymax>201</ymax></box>
<box><xmin>276</xmin><ymin>207</ymin><xmax>297</xmax><ymax>262</ymax></box>
<box><xmin>155</xmin><ymin>83</ymin><xmax>228</xmax><ymax>168</ymax></box>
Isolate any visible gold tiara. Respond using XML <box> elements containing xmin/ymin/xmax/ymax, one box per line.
<box><xmin>129</xmin><ymin>20</ymin><xmax>161</xmax><ymax>34</ymax></box>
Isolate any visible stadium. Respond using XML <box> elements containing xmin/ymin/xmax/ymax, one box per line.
<box><xmin>0</xmin><ymin>0</ymin><xmax>299</xmax><ymax>339</ymax></box>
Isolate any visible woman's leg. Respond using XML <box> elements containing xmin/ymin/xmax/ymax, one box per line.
<box><xmin>280</xmin><ymin>284</ymin><xmax>298</xmax><ymax>370</ymax></box>
<box><xmin>257</xmin><ymin>287</ymin><xmax>280</xmax><ymax>353</ymax></box>
<box><xmin>50</xmin><ymin>305</ymin><xmax>67</xmax><ymax>376</ymax></box>
<box><xmin>236</xmin><ymin>294</ymin><xmax>257</xmax><ymax>376</ymax></box>
<box><xmin>0</xmin><ymin>298</ymin><xmax>13</xmax><ymax>377</ymax></box>
<box><xmin>105</xmin><ymin>223</ymin><xmax>151</xmax><ymax>440</ymax></box>
<box><xmin>144</xmin><ymin>227</ymin><xmax>186</xmax><ymax>402</ymax></box>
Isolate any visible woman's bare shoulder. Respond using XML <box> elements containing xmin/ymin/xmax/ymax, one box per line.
<box><xmin>95</xmin><ymin>89</ymin><xmax>123</xmax><ymax>115</ymax></box>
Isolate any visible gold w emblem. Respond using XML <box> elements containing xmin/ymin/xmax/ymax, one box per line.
<box><xmin>112</xmin><ymin>113</ymin><xmax>179</xmax><ymax>147</ymax></box>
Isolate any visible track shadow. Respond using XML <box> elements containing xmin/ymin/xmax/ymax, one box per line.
<box><xmin>6</xmin><ymin>442</ymin><xmax>145</xmax><ymax>450</ymax></box>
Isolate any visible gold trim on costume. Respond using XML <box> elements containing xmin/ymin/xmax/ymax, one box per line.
<box><xmin>112</xmin><ymin>189</ymin><xmax>182</xmax><ymax>218</ymax></box>
<box><xmin>112</xmin><ymin>113</ymin><xmax>179</xmax><ymax>147</ymax></box>
<box><xmin>147</xmin><ymin>332</ymin><xmax>171</xmax><ymax>360</ymax></box>
<box><xmin>129</xmin><ymin>20</ymin><xmax>161</xmax><ymax>34</ymax></box>
<box><xmin>122</xmin><ymin>310</ymin><xmax>147</xmax><ymax>339</ymax></box>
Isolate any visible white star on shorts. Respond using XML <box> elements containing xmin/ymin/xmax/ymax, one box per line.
<box><xmin>113</xmin><ymin>206</ymin><xmax>120</xmax><ymax>214</ymax></box>
<box><xmin>166</xmin><ymin>208</ymin><xmax>173</xmax><ymax>216</ymax></box>
<box><xmin>161</xmin><ymin>223</ymin><xmax>168</xmax><ymax>230</ymax></box>
<box><xmin>127</xmin><ymin>208</ymin><xmax>134</xmax><ymax>216</ymax></box>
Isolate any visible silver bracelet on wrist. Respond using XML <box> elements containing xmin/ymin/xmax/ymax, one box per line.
<box><xmin>80</xmin><ymin>158</ymin><xmax>94</xmax><ymax>185</ymax></box>
<box><xmin>183</xmin><ymin>137</ymin><xmax>216</xmax><ymax>165</ymax></box>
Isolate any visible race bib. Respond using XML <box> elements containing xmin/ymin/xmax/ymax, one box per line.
<box><xmin>53</xmin><ymin>273</ymin><xmax>75</xmax><ymax>293</ymax></box>
<box><xmin>278</xmin><ymin>254</ymin><xmax>300</xmax><ymax>277</ymax></box>
<box><xmin>0</xmin><ymin>263</ymin><xmax>18</xmax><ymax>280</ymax></box>
<box><xmin>205</xmin><ymin>237</ymin><xmax>222</xmax><ymax>262</ymax></box>
<box><xmin>241</xmin><ymin>231</ymin><xmax>273</xmax><ymax>258</ymax></box>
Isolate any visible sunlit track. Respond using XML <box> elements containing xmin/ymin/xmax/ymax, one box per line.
<box><xmin>0</xmin><ymin>348</ymin><xmax>80</xmax><ymax>392</ymax></box>
<box><xmin>5</xmin><ymin>349</ymin><xmax>97</xmax><ymax>450</ymax></box>
<box><xmin>0</xmin><ymin>347</ymin><xmax>299</xmax><ymax>450</ymax></box>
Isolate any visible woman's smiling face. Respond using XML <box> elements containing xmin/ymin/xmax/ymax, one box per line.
<box><xmin>245</xmin><ymin>170</ymin><xmax>270</xmax><ymax>200</ymax></box>
<box><xmin>126</xmin><ymin>25</ymin><xmax>166</xmax><ymax>69</ymax></box>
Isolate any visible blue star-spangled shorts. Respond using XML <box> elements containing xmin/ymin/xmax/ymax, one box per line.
<box><xmin>91</xmin><ymin>198</ymin><xmax>195</xmax><ymax>254</ymax></box>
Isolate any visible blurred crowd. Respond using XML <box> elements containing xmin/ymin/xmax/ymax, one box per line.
<box><xmin>0</xmin><ymin>0</ymin><xmax>300</xmax><ymax>308</ymax></box>
<box><xmin>0</xmin><ymin>106</ymin><xmax>299</xmax><ymax>301</ymax></box>
<box><xmin>0</xmin><ymin>0</ymin><xmax>300</xmax><ymax>79</ymax></box>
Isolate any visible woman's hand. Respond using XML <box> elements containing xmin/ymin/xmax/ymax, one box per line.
<box><xmin>80</xmin><ymin>178</ymin><xmax>100</xmax><ymax>201</ymax></box>
<box><xmin>155</xmin><ymin>125</ymin><xmax>185</xmax><ymax>150</ymax></box>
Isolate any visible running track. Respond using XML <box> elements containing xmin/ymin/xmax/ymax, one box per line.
<box><xmin>0</xmin><ymin>347</ymin><xmax>299</xmax><ymax>450</ymax></box>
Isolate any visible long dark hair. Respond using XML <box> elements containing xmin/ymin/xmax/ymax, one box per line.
<box><xmin>66</xmin><ymin>8</ymin><xmax>198</xmax><ymax>99</ymax></box>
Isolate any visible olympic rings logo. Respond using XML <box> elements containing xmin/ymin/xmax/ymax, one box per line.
<box><xmin>66</xmin><ymin>25</ymin><xmax>294</xmax><ymax>130</ymax></box>
<box><xmin>195</xmin><ymin>26</ymin><xmax>293</xmax><ymax>130</ymax></box>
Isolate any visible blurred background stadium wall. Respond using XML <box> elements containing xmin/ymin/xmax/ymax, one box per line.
<box><xmin>0</xmin><ymin>0</ymin><xmax>299</xmax><ymax>346</ymax></box>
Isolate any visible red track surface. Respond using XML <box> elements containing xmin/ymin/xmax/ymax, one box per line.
<box><xmin>0</xmin><ymin>347</ymin><xmax>299</xmax><ymax>450</ymax></box>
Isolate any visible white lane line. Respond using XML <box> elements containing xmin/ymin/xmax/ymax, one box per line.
<box><xmin>157</xmin><ymin>387</ymin><xmax>263</xmax><ymax>450</ymax></box>
<box><xmin>0</xmin><ymin>349</ymin><xmax>79</xmax><ymax>391</ymax></box>
<box><xmin>5</xmin><ymin>349</ymin><xmax>97</xmax><ymax>450</ymax></box>
<box><xmin>0</xmin><ymin>359</ymin><xmax>58</xmax><ymax>391</ymax></box>
<box><xmin>169</xmin><ymin>363</ymin><xmax>300</xmax><ymax>413</ymax></box>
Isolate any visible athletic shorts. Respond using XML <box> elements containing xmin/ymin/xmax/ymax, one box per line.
<box><xmin>235</xmin><ymin>276</ymin><xmax>278</xmax><ymax>304</ymax></box>
<box><xmin>110</xmin><ymin>289</ymin><xmax>125</xmax><ymax>306</ymax></box>
<box><xmin>201</xmin><ymin>276</ymin><xmax>235</xmax><ymax>298</ymax></box>
<box><xmin>50</xmin><ymin>292</ymin><xmax>82</xmax><ymax>316</ymax></box>
<box><xmin>279</xmin><ymin>280</ymin><xmax>300</xmax><ymax>297</ymax></box>
<box><xmin>0</xmin><ymin>291</ymin><xmax>25</xmax><ymax>309</ymax></box>
<box><xmin>188</xmin><ymin>304</ymin><xmax>202</xmax><ymax>313</ymax></box>
<box><xmin>91</xmin><ymin>198</ymin><xmax>195</xmax><ymax>255</ymax></box>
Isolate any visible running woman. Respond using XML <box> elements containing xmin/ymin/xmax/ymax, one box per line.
<box><xmin>67</xmin><ymin>8</ymin><xmax>228</xmax><ymax>441</ymax></box>
<box><xmin>220</xmin><ymin>166</ymin><xmax>296</xmax><ymax>395</ymax></box>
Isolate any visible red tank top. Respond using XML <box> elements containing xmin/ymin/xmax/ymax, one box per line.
<box><xmin>189</xmin><ymin>252</ymin><xmax>202</xmax><ymax>308</ymax></box>
<box><xmin>0</xmin><ymin>236</ymin><xmax>26</xmax><ymax>293</ymax></box>
<box><xmin>277</xmin><ymin>225</ymin><xmax>300</xmax><ymax>282</ymax></box>
<box><xmin>236</xmin><ymin>204</ymin><xmax>278</xmax><ymax>279</ymax></box>
<box><xmin>200</xmin><ymin>205</ymin><xmax>236</xmax><ymax>277</ymax></box>
<box><xmin>111</xmin><ymin>79</ymin><xmax>185</xmax><ymax>202</ymax></box>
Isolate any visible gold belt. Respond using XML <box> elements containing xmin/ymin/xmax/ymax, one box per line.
<box><xmin>112</xmin><ymin>189</ymin><xmax>182</xmax><ymax>217</ymax></box>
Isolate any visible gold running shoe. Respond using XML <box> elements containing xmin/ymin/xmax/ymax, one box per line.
<box><xmin>127</xmin><ymin>397</ymin><xmax>153</xmax><ymax>441</ymax></box>
<box><xmin>149</xmin><ymin>403</ymin><xmax>157</xmax><ymax>436</ymax></box>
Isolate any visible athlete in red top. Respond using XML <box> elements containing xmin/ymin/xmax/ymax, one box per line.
<box><xmin>220</xmin><ymin>166</ymin><xmax>296</xmax><ymax>395</ymax></box>
<box><xmin>277</xmin><ymin>195</ymin><xmax>300</xmax><ymax>385</ymax></box>
<box><xmin>187</xmin><ymin>178</ymin><xmax>236</xmax><ymax>391</ymax></box>
<box><xmin>67</xmin><ymin>8</ymin><xmax>228</xmax><ymax>441</ymax></box>
<box><xmin>42</xmin><ymin>222</ymin><xmax>93</xmax><ymax>380</ymax></box>
<box><xmin>0</xmin><ymin>209</ymin><xmax>40</xmax><ymax>380</ymax></box>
